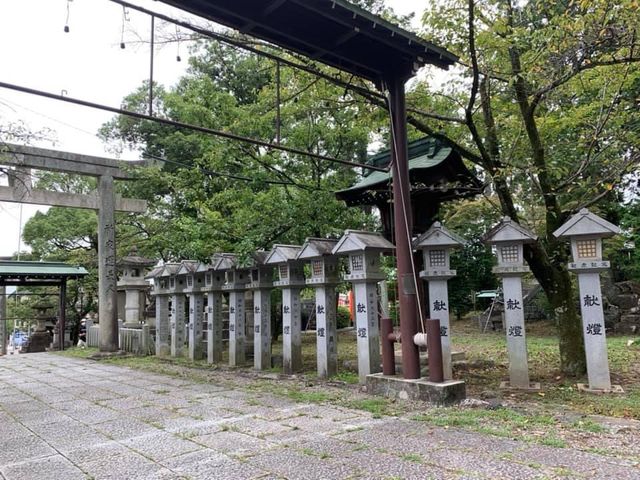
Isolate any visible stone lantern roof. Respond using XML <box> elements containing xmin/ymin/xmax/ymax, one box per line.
<box><xmin>158</xmin><ymin>263</ymin><xmax>181</xmax><ymax>277</ymax></box>
<box><xmin>265</xmin><ymin>245</ymin><xmax>302</xmax><ymax>264</ymax></box>
<box><xmin>332</xmin><ymin>230</ymin><xmax>395</xmax><ymax>255</ymax></box>
<box><xmin>553</xmin><ymin>208</ymin><xmax>621</xmax><ymax>239</ymax></box>
<box><xmin>145</xmin><ymin>265</ymin><xmax>164</xmax><ymax>280</ymax></box>
<box><xmin>117</xmin><ymin>247</ymin><xmax>156</xmax><ymax>269</ymax></box>
<box><xmin>177</xmin><ymin>260</ymin><xmax>199</xmax><ymax>276</ymax></box>
<box><xmin>414</xmin><ymin>222</ymin><xmax>465</xmax><ymax>249</ymax></box>
<box><xmin>297</xmin><ymin>238</ymin><xmax>339</xmax><ymax>260</ymax></box>
<box><xmin>212</xmin><ymin>254</ymin><xmax>237</xmax><ymax>271</ymax></box>
<box><xmin>483</xmin><ymin>217</ymin><xmax>538</xmax><ymax>245</ymax></box>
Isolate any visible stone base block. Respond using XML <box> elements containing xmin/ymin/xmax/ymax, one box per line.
<box><xmin>499</xmin><ymin>381</ymin><xmax>541</xmax><ymax>391</ymax></box>
<box><xmin>366</xmin><ymin>373</ymin><xmax>466</xmax><ymax>406</ymax></box>
<box><xmin>577</xmin><ymin>383</ymin><xmax>625</xmax><ymax>394</ymax></box>
<box><xmin>21</xmin><ymin>332</ymin><xmax>51</xmax><ymax>353</ymax></box>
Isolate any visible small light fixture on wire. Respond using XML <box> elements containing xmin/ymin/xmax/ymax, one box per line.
<box><xmin>120</xmin><ymin>6</ymin><xmax>130</xmax><ymax>49</ymax></box>
<box><xmin>175</xmin><ymin>25</ymin><xmax>182</xmax><ymax>62</ymax></box>
<box><xmin>64</xmin><ymin>0</ymin><xmax>72</xmax><ymax>33</ymax></box>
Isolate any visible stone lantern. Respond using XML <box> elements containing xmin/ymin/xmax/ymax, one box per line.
<box><xmin>297</xmin><ymin>238</ymin><xmax>340</xmax><ymax>378</ymax></box>
<box><xmin>332</xmin><ymin>230</ymin><xmax>393</xmax><ymax>382</ymax></box>
<box><xmin>246</xmin><ymin>252</ymin><xmax>274</xmax><ymax>370</ymax></box>
<box><xmin>553</xmin><ymin>208</ymin><xmax>622</xmax><ymax>393</ymax></box>
<box><xmin>265</xmin><ymin>245</ymin><xmax>305</xmax><ymax>374</ymax></box>
<box><xmin>199</xmin><ymin>258</ymin><xmax>225</xmax><ymax>364</ymax></box>
<box><xmin>146</xmin><ymin>263</ymin><xmax>173</xmax><ymax>356</ymax></box>
<box><xmin>178</xmin><ymin>260</ymin><xmax>205</xmax><ymax>361</ymax></box>
<box><xmin>484</xmin><ymin>217</ymin><xmax>539</xmax><ymax>390</ymax></box>
<box><xmin>215</xmin><ymin>254</ymin><xmax>250</xmax><ymax>366</ymax></box>
<box><xmin>117</xmin><ymin>248</ymin><xmax>156</xmax><ymax>328</ymax></box>
<box><xmin>414</xmin><ymin>222</ymin><xmax>465</xmax><ymax>380</ymax></box>
<box><xmin>23</xmin><ymin>299</ymin><xmax>55</xmax><ymax>352</ymax></box>
<box><xmin>162</xmin><ymin>263</ymin><xmax>187</xmax><ymax>357</ymax></box>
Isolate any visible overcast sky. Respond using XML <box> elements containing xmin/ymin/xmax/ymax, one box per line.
<box><xmin>0</xmin><ymin>0</ymin><xmax>426</xmax><ymax>258</ymax></box>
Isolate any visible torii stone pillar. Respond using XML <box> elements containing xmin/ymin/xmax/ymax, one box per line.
<box><xmin>554</xmin><ymin>208</ymin><xmax>623</xmax><ymax>393</ymax></box>
<box><xmin>297</xmin><ymin>238</ymin><xmax>340</xmax><ymax>378</ymax></box>
<box><xmin>333</xmin><ymin>231</ymin><xmax>394</xmax><ymax>383</ymax></box>
<box><xmin>98</xmin><ymin>175</ymin><xmax>119</xmax><ymax>352</ymax></box>
<box><xmin>266</xmin><ymin>245</ymin><xmax>306</xmax><ymax>374</ymax></box>
<box><xmin>415</xmin><ymin>222</ymin><xmax>465</xmax><ymax>380</ymax></box>
<box><xmin>484</xmin><ymin>217</ymin><xmax>540</xmax><ymax>390</ymax></box>
<box><xmin>201</xmin><ymin>261</ymin><xmax>225</xmax><ymax>364</ymax></box>
<box><xmin>248</xmin><ymin>253</ymin><xmax>273</xmax><ymax>370</ymax></box>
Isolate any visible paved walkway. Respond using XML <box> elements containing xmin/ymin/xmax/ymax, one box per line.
<box><xmin>0</xmin><ymin>353</ymin><xmax>639</xmax><ymax>480</ymax></box>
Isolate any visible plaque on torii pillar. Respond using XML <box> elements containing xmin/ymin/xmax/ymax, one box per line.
<box><xmin>0</xmin><ymin>144</ymin><xmax>147</xmax><ymax>353</ymax></box>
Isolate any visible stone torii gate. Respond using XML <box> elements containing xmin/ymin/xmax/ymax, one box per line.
<box><xmin>0</xmin><ymin>144</ymin><xmax>147</xmax><ymax>353</ymax></box>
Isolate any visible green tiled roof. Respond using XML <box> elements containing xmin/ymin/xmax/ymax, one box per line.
<box><xmin>0</xmin><ymin>261</ymin><xmax>89</xmax><ymax>278</ymax></box>
<box><xmin>338</xmin><ymin>137</ymin><xmax>452</xmax><ymax>194</ymax></box>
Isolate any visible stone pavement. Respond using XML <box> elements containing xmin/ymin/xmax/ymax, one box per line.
<box><xmin>0</xmin><ymin>354</ymin><xmax>639</xmax><ymax>480</ymax></box>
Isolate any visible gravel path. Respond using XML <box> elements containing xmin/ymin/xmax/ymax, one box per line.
<box><xmin>1</xmin><ymin>353</ymin><xmax>639</xmax><ymax>479</ymax></box>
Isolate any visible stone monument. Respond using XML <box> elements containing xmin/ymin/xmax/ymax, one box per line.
<box><xmin>297</xmin><ymin>238</ymin><xmax>340</xmax><ymax>378</ymax></box>
<box><xmin>266</xmin><ymin>245</ymin><xmax>306</xmax><ymax>374</ymax></box>
<box><xmin>200</xmin><ymin>258</ymin><xmax>225</xmax><ymax>364</ymax></box>
<box><xmin>484</xmin><ymin>217</ymin><xmax>540</xmax><ymax>390</ymax></box>
<box><xmin>332</xmin><ymin>230</ymin><xmax>393</xmax><ymax>382</ymax></box>
<box><xmin>414</xmin><ymin>222</ymin><xmax>465</xmax><ymax>380</ymax></box>
<box><xmin>554</xmin><ymin>208</ymin><xmax>623</xmax><ymax>393</ymax></box>
<box><xmin>179</xmin><ymin>260</ymin><xmax>205</xmax><ymax>361</ymax></box>
<box><xmin>217</xmin><ymin>254</ymin><xmax>250</xmax><ymax>367</ymax></box>
<box><xmin>246</xmin><ymin>252</ymin><xmax>274</xmax><ymax>370</ymax></box>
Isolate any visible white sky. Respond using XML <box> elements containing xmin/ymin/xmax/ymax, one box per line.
<box><xmin>0</xmin><ymin>0</ymin><xmax>425</xmax><ymax>257</ymax></box>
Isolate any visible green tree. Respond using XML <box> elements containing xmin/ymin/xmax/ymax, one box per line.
<box><xmin>399</xmin><ymin>0</ymin><xmax>640</xmax><ymax>374</ymax></box>
<box><xmin>101</xmin><ymin>40</ymin><xmax>379</xmax><ymax>261</ymax></box>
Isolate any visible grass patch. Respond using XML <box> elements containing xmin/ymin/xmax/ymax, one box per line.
<box><xmin>55</xmin><ymin>347</ymin><xmax>98</xmax><ymax>359</ymax></box>
<box><xmin>332</xmin><ymin>371</ymin><xmax>360</xmax><ymax>384</ymax></box>
<box><xmin>287</xmin><ymin>390</ymin><xmax>334</xmax><ymax>403</ymax></box>
<box><xmin>345</xmin><ymin>398</ymin><xmax>393</xmax><ymax>418</ymax></box>
<box><xmin>400</xmin><ymin>453</ymin><xmax>423</xmax><ymax>463</ymax></box>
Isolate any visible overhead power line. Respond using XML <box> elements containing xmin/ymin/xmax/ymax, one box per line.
<box><xmin>0</xmin><ymin>81</ymin><xmax>387</xmax><ymax>173</ymax></box>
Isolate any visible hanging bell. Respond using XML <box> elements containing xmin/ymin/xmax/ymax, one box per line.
<box><xmin>120</xmin><ymin>42</ymin><xmax>126</xmax><ymax>49</ymax></box>
<box><xmin>64</xmin><ymin>25</ymin><xmax>70</xmax><ymax>33</ymax></box>
<box><xmin>176</xmin><ymin>55</ymin><xmax>182</xmax><ymax>62</ymax></box>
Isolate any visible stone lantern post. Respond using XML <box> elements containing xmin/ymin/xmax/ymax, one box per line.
<box><xmin>414</xmin><ymin>222</ymin><xmax>465</xmax><ymax>380</ymax></box>
<box><xmin>297</xmin><ymin>238</ymin><xmax>340</xmax><ymax>378</ymax></box>
<box><xmin>199</xmin><ymin>258</ymin><xmax>225</xmax><ymax>364</ymax></box>
<box><xmin>265</xmin><ymin>245</ymin><xmax>305</xmax><ymax>374</ymax></box>
<box><xmin>146</xmin><ymin>264</ymin><xmax>172</xmax><ymax>356</ymax></box>
<box><xmin>162</xmin><ymin>263</ymin><xmax>187</xmax><ymax>357</ymax></box>
<box><xmin>246</xmin><ymin>252</ymin><xmax>274</xmax><ymax>370</ymax></box>
<box><xmin>216</xmin><ymin>254</ymin><xmax>250</xmax><ymax>367</ymax></box>
<box><xmin>24</xmin><ymin>299</ymin><xmax>55</xmax><ymax>352</ymax></box>
<box><xmin>117</xmin><ymin>248</ymin><xmax>156</xmax><ymax>329</ymax></box>
<box><xmin>332</xmin><ymin>231</ymin><xmax>393</xmax><ymax>382</ymax></box>
<box><xmin>553</xmin><ymin>208</ymin><xmax>623</xmax><ymax>393</ymax></box>
<box><xmin>484</xmin><ymin>217</ymin><xmax>539</xmax><ymax>390</ymax></box>
<box><xmin>179</xmin><ymin>260</ymin><xmax>205</xmax><ymax>361</ymax></box>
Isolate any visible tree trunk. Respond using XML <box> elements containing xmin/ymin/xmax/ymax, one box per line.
<box><xmin>525</xmin><ymin>242</ymin><xmax>586</xmax><ymax>375</ymax></box>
